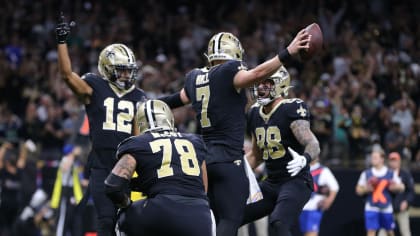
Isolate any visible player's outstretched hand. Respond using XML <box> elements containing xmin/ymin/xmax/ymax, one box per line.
<box><xmin>286</xmin><ymin>29</ymin><xmax>311</xmax><ymax>57</ymax></box>
<box><xmin>55</xmin><ymin>12</ymin><xmax>74</xmax><ymax>44</ymax></box>
<box><xmin>287</xmin><ymin>147</ymin><xmax>307</xmax><ymax>177</ymax></box>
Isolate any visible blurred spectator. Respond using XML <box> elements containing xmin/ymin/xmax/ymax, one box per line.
<box><xmin>300</xmin><ymin>157</ymin><xmax>339</xmax><ymax>236</ymax></box>
<box><xmin>348</xmin><ymin>104</ymin><xmax>370</xmax><ymax>160</ymax></box>
<box><xmin>330</xmin><ymin>105</ymin><xmax>351</xmax><ymax>166</ymax></box>
<box><xmin>310</xmin><ymin>99</ymin><xmax>333</xmax><ymax>160</ymax></box>
<box><xmin>388</xmin><ymin>152</ymin><xmax>415</xmax><ymax>236</ymax></box>
<box><xmin>384</xmin><ymin>122</ymin><xmax>405</xmax><ymax>157</ymax></box>
<box><xmin>50</xmin><ymin>144</ymin><xmax>85</xmax><ymax>236</ymax></box>
<box><xmin>0</xmin><ymin>141</ymin><xmax>28</xmax><ymax>236</ymax></box>
<box><xmin>391</xmin><ymin>93</ymin><xmax>415</xmax><ymax>137</ymax></box>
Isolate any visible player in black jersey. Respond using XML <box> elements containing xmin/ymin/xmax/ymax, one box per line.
<box><xmin>160</xmin><ymin>30</ymin><xmax>312</xmax><ymax>236</ymax></box>
<box><xmin>243</xmin><ymin>66</ymin><xmax>320</xmax><ymax>236</ymax></box>
<box><xmin>105</xmin><ymin>100</ymin><xmax>212</xmax><ymax>236</ymax></box>
<box><xmin>56</xmin><ymin>14</ymin><xmax>146</xmax><ymax>236</ymax></box>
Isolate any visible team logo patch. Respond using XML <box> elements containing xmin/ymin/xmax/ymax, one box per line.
<box><xmin>296</xmin><ymin>105</ymin><xmax>307</xmax><ymax>117</ymax></box>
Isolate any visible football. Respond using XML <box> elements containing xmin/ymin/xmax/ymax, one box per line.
<box><xmin>300</xmin><ymin>23</ymin><xmax>323</xmax><ymax>60</ymax></box>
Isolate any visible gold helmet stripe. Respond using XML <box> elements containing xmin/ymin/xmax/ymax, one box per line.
<box><xmin>145</xmin><ymin>100</ymin><xmax>156</xmax><ymax>129</ymax></box>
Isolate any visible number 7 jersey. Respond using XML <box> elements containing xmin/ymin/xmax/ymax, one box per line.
<box><xmin>183</xmin><ymin>60</ymin><xmax>247</xmax><ymax>162</ymax></box>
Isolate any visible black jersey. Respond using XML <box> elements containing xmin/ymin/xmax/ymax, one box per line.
<box><xmin>116</xmin><ymin>130</ymin><xmax>208</xmax><ymax>199</ymax></box>
<box><xmin>184</xmin><ymin>61</ymin><xmax>247</xmax><ymax>154</ymax></box>
<box><xmin>247</xmin><ymin>98</ymin><xmax>312</xmax><ymax>182</ymax></box>
<box><xmin>82</xmin><ymin>73</ymin><xmax>146</xmax><ymax>150</ymax></box>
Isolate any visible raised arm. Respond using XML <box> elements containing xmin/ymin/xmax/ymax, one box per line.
<box><xmin>56</xmin><ymin>13</ymin><xmax>92</xmax><ymax>103</ymax></box>
<box><xmin>233</xmin><ymin>29</ymin><xmax>310</xmax><ymax>89</ymax></box>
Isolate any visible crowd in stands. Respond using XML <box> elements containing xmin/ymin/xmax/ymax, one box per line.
<box><xmin>0</xmin><ymin>0</ymin><xmax>419</xmax><ymax>235</ymax></box>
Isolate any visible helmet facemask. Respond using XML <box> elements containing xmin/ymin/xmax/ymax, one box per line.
<box><xmin>98</xmin><ymin>44</ymin><xmax>139</xmax><ymax>90</ymax></box>
<box><xmin>108</xmin><ymin>64</ymin><xmax>138</xmax><ymax>90</ymax></box>
<box><xmin>251</xmin><ymin>66</ymin><xmax>292</xmax><ymax>106</ymax></box>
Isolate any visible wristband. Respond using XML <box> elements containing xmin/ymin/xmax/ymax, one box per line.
<box><xmin>303</xmin><ymin>153</ymin><xmax>312</xmax><ymax>165</ymax></box>
<box><xmin>278</xmin><ymin>49</ymin><xmax>292</xmax><ymax>65</ymax></box>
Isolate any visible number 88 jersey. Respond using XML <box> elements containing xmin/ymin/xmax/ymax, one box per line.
<box><xmin>246</xmin><ymin>98</ymin><xmax>310</xmax><ymax>181</ymax></box>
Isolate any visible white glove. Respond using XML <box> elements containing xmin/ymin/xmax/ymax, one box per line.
<box><xmin>287</xmin><ymin>147</ymin><xmax>307</xmax><ymax>177</ymax></box>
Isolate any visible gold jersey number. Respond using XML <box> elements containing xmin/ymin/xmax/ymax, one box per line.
<box><xmin>102</xmin><ymin>97</ymin><xmax>134</xmax><ymax>134</ymax></box>
<box><xmin>255</xmin><ymin>126</ymin><xmax>286</xmax><ymax>160</ymax></box>
<box><xmin>150</xmin><ymin>139</ymin><xmax>200</xmax><ymax>178</ymax></box>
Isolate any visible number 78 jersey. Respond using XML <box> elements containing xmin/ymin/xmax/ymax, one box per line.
<box><xmin>117</xmin><ymin>131</ymin><xmax>208</xmax><ymax>199</ymax></box>
<box><xmin>246</xmin><ymin>99</ymin><xmax>310</xmax><ymax>181</ymax></box>
<box><xmin>82</xmin><ymin>73</ymin><xmax>146</xmax><ymax>150</ymax></box>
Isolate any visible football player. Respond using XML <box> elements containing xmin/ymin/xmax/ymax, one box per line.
<box><xmin>160</xmin><ymin>30</ymin><xmax>311</xmax><ymax>236</ymax></box>
<box><xmin>105</xmin><ymin>100</ymin><xmax>212</xmax><ymax>236</ymax></box>
<box><xmin>243</xmin><ymin>67</ymin><xmax>320</xmax><ymax>236</ymax></box>
<box><xmin>55</xmin><ymin>14</ymin><xmax>146</xmax><ymax>236</ymax></box>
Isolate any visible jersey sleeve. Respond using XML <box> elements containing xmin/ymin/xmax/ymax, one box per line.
<box><xmin>357</xmin><ymin>171</ymin><xmax>367</xmax><ymax>186</ymax></box>
<box><xmin>218</xmin><ymin>60</ymin><xmax>243</xmax><ymax>86</ymax></box>
<box><xmin>183</xmin><ymin>69</ymin><xmax>196</xmax><ymax>100</ymax></box>
<box><xmin>116</xmin><ymin>136</ymin><xmax>139</xmax><ymax>160</ymax></box>
<box><xmin>81</xmin><ymin>73</ymin><xmax>101</xmax><ymax>87</ymax></box>
<box><xmin>286</xmin><ymin>99</ymin><xmax>310</xmax><ymax>122</ymax></box>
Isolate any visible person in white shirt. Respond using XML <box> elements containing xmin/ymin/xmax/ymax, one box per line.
<box><xmin>299</xmin><ymin>157</ymin><xmax>339</xmax><ymax>236</ymax></box>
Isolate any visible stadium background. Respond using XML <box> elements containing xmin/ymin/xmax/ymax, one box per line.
<box><xmin>1</xmin><ymin>0</ymin><xmax>420</xmax><ymax>235</ymax></box>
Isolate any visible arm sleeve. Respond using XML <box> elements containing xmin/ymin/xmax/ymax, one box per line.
<box><xmin>158</xmin><ymin>91</ymin><xmax>184</xmax><ymax>109</ymax></box>
<box><xmin>357</xmin><ymin>171</ymin><xmax>367</xmax><ymax>186</ymax></box>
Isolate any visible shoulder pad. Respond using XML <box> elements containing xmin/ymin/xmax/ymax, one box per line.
<box><xmin>283</xmin><ymin>98</ymin><xmax>304</xmax><ymax>104</ymax></box>
<box><xmin>81</xmin><ymin>73</ymin><xmax>102</xmax><ymax>80</ymax></box>
<box><xmin>116</xmin><ymin>136</ymin><xmax>136</xmax><ymax>159</ymax></box>
<box><xmin>198</xmin><ymin>67</ymin><xmax>209</xmax><ymax>73</ymax></box>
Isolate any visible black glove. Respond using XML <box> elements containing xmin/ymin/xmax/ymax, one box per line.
<box><xmin>55</xmin><ymin>12</ymin><xmax>71</xmax><ymax>44</ymax></box>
